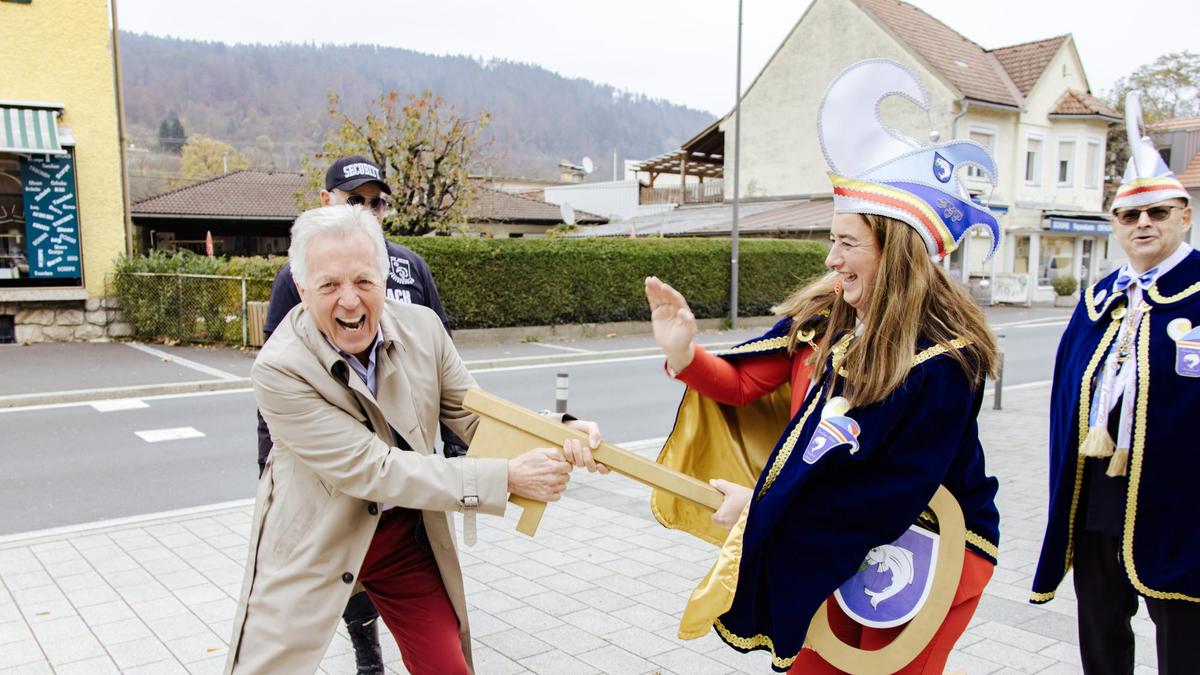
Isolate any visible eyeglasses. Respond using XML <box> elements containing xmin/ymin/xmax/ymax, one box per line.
<box><xmin>344</xmin><ymin>194</ymin><xmax>388</xmax><ymax>213</ymax></box>
<box><xmin>1113</xmin><ymin>205</ymin><xmax>1184</xmax><ymax>226</ymax></box>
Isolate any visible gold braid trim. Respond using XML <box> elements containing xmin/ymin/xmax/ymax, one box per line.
<box><xmin>1029</xmin><ymin>590</ymin><xmax>1057</xmax><ymax>603</ymax></box>
<box><xmin>756</xmin><ymin>386</ymin><xmax>823</xmax><ymax>500</ymax></box>
<box><xmin>757</xmin><ymin>338</ymin><xmax>974</xmax><ymax>502</ymax></box>
<box><xmin>1084</xmin><ymin>282</ymin><xmax>1122</xmax><ymax>322</ymax></box>
<box><xmin>1065</xmin><ymin>316</ymin><xmax>1121</xmax><ymax>572</ymax></box>
<box><xmin>912</xmin><ymin>338</ymin><xmax>972</xmax><ymax>366</ymax></box>
<box><xmin>714</xmin><ymin>619</ymin><xmax>798</xmax><ymax>669</ymax></box>
<box><xmin>1147</xmin><ymin>280</ymin><xmax>1200</xmax><ymax>304</ymax></box>
<box><xmin>1122</xmin><ymin>308</ymin><xmax>1200</xmax><ymax>602</ymax></box>
<box><xmin>722</xmin><ymin>335</ymin><xmax>790</xmax><ymax>356</ymax></box>
<box><xmin>965</xmin><ymin>530</ymin><xmax>999</xmax><ymax>559</ymax></box>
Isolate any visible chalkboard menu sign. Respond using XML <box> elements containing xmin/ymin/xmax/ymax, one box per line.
<box><xmin>20</xmin><ymin>154</ymin><xmax>81</xmax><ymax>280</ymax></box>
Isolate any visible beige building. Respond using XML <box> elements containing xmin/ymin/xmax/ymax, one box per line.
<box><xmin>712</xmin><ymin>0</ymin><xmax>1119</xmax><ymax>303</ymax></box>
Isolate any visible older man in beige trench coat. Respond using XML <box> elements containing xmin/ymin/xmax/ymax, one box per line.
<box><xmin>225</xmin><ymin>205</ymin><xmax>603</xmax><ymax>674</ymax></box>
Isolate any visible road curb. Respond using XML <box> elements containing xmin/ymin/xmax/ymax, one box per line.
<box><xmin>451</xmin><ymin>315</ymin><xmax>778</xmax><ymax>347</ymax></box>
<box><xmin>0</xmin><ymin>378</ymin><xmax>252</xmax><ymax>409</ymax></box>
<box><xmin>0</xmin><ymin>499</ymin><xmax>255</xmax><ymax>549</ymax></box>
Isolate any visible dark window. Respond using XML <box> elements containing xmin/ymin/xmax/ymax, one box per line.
<box><xmin>0</xmin><ymin>315</ymin><xmax>13</xmax><ymax>344</ymax></box>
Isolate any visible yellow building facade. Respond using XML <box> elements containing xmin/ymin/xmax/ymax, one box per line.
<box><xmin>0</xmin><ymin>0</ymin><xmax>128</xmax><ymax>342</ymax></box>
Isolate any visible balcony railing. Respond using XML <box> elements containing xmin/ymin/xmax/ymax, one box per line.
<box><xmin>640</xmin><ymin>179</ymin><xmax>724</xmax><ymax>206</ymax></box>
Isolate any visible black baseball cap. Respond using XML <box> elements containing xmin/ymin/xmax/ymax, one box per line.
<box><xmin>324</xmin><ymin>156</ymin><xmax>392</xmax><ymax>195</ymax></box>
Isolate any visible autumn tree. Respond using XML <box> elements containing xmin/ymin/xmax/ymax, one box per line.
<box><xmin>1104</xmin><ymin>51</ymin><xmax>1200</xmax><ymax>201</ymax></box>
<box><xmin>174</xmin><ymin>134</ymin><xmax>248</xmax><ymax>187</ymax></box>
<box><xmin>300</xmin><ymin>91</ymin><xmax>491</xmax><ymax>235</ymax></box>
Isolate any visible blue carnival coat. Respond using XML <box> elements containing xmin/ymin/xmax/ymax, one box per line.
<box><xmin>711</xmin><ymin>321</ymin><xmax>1000</xmax><ymax>670</ymax></box>
<box><xmin>1031</xmin><ymin>249</ymin><xmax>1200</xmax><ymax>604</ymax></box>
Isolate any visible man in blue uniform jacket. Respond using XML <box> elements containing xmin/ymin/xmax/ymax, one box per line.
<box><xmin>1031</xmin><ymin>92</ymin><xmax>1200</xmax><ymax>675</ymax></box>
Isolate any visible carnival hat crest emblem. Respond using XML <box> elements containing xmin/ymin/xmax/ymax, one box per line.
<box><xmin>818</xmin><ymin>59</ymin><xmax>1002</xmax><ymax>261</ymax></box>
<box><xmin>802</xmin><ymin>397</ymin><xmax>861</xmax><ymax>464</ymax></box>
<box><xmin>1111</xmin><ymin>92</ymin><xmax>1191</xmax><ymax>211</ymax></box>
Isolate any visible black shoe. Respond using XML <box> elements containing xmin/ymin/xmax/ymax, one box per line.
<box><xmin>345</xmin><ymin>616</ymin><xmax>385</xmax><ymax>675</ymax></box>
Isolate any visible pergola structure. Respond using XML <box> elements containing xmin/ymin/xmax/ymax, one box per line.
<box><xmin>633</xmin><ymin>119</ymin><xmax>725</xmax><ymax>204</ymax></box>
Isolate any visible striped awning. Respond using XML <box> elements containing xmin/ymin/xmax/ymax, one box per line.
<box><xmin>1</xmin><ymin>105</ymin><xmax>65</xmax><ymax>155</ymax></box>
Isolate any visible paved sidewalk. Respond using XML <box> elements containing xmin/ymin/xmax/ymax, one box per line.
<box><xmin>0</xmin><ymin>384</ymin><xmax>1158</xmax><ymax>674</ymax></box>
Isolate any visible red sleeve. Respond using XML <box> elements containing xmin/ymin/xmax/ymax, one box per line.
<box><xmin>672</xmin><ymin>343</ymin><xmax>793</xmax><ymax>407</ymax></box>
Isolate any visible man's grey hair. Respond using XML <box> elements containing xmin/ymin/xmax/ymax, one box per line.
<box><xmin>288</xmin><ymin>205</ymin><xmax>389</xmax><ymax>289</ymax></box>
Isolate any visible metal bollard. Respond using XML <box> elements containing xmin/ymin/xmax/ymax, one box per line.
<box><xmin>555</xmin><ymin>372</ymin><xmax>569</xmax><ymax>414</ymax></box>
<box><xmin>993</xmin><ymin>333</ymin><xmax>1005</xmax><ymax>410</ymax></box>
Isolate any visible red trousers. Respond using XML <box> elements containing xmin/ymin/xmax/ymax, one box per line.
<box><xmin>788</xmin><ymin>550</ymin><xmax>994</xmax><ymax>674</ymax></box>
<box><xmin>359</xmin><ymin>508</ymin><xmax>469</xmax><ymax>675</ymax></box>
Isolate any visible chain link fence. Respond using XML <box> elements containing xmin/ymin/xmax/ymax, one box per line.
<box><xmin>110</xmin><ymin>272</ymin><xmax>274</xmax><ymax>346</ymax></box>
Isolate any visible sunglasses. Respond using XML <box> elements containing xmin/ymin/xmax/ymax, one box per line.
<box><xmin>1113</xmin><ymin>205</ymin><xmax>1184</xmax><ymax>226</ymax></box>
<box><xmin>344</xmin><ymin>194</ymin><xmax>388</xmax><ymax>212</ymax></box>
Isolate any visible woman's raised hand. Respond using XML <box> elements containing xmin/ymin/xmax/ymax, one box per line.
<box><xmin>645</xmin><ymin>276</ymin><xmax>696</xmax><ymax>373</ymax></box>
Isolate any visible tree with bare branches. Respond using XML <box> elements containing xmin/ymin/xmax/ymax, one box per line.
<box><xmin>300</xmin><ymin>91</ymin><xmax>490</xmax><ymax>235</ymax></box>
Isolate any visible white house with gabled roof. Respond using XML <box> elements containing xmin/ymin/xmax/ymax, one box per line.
<box><xmin>707</xmin><ymin>0</ymin><xmax>1120</xmax><ymax>303</ymax></box>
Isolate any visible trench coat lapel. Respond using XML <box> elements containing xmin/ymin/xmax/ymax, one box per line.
<box><xmin>374</xmin><ymin>330</ymin><xmax>428</xmax><ymax>455</ymax></box>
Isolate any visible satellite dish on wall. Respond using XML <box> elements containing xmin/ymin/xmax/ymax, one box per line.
<box><xmin>582</xmin><ymin>156</ymin><xmax>595</xmax><ymax>175</ymax></box>
<box><xmin>560</xmin><ymin>202</ymin><xmax>577</xmax><ymax>226</ymax></box>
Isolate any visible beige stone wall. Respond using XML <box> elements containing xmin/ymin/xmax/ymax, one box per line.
<box><xmin>3</xmin><ymin>297</ymin><xmax>129</xmax><ymax>344</ymax></box>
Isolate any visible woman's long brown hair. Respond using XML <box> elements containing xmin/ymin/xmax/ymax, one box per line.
<box><xmin>773</xmin><ymin>213</ymin><xmax>998</xmax><ymax>407</ymax></box>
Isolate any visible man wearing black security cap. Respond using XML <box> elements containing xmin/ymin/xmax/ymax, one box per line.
<box><xmin>255</xmin><ymin>155</ymin><xmax>464</xmax><ymax>675</ymax></box>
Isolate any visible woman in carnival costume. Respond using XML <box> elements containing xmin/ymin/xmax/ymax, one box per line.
<box><xmin>646</xmin><ymin>59</ymin><xmax>1001</xmax><ymax>673</ymax></box>
<box><xmin>1030</xmin><ymin>92</ymin><xmax>1200</xmax><ymax>674</ymax></box>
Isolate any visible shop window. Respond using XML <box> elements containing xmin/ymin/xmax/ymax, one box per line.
<box><xmin>1039</xmin><ymin>236</ymin><xmax>1074</xmax><ymax>286</ymax></box>
<box><xmin>0</xmin><ymin>152</ymin><xmax>83</xmax><ymax>288</ymax></box>
<box><xmin>1013</xmin><ymin>236</ymin><xmax>1030</xmax><ymax>274</ymax></box>
<box><xmin>1080</xmin><ymin>238</ymin><xmax>1094</xmax><ymax>289</ymax></box>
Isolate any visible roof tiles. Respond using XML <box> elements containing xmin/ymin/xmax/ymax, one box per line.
<box><xmin>857</xmin><ymin>0</ymin><xmax>1023</xmax><ymax>107</ymax></box>
<box><xmin>991</xmin><ymin>36</ymin><xmax>1068</xmax><ymax>96</ymax></box>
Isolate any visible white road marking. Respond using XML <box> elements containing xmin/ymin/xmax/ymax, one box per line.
<box><xmin>90</xmin><ymin>399</ymin><xmax>149</xmax><ymax>412</ymax></box>
<box><xmin>529</xmin><ymin>342</ymin><xmax>593</xmax><ymax>354</ymax></box>
<box><xmin>125</xmin><ymin>342</ymin><xmax>241</xmax><ymax>380</ymax></box>
<box><xmin>1012</xmin><ymin>320</ymin><xmax>1069</xmax><ymax>330</ymax></box>
<box><xmin>0</xmin><ymin>387</ymin><xmax>254</xmax><ymax>414</ymax></box>
<box><xmin>472</xmin><ymin>353</ymin><xmax>666</xmax><ymax>374</ymax></box>
<box><xmin>991</xmin><ymin>317</ymin><xmax>1071</xmax><ymax>329</ymax></box>
<box><xmin>134</xmin><ymin>427</ymin><xmax>206</xmax><ymax>443</ymax></box>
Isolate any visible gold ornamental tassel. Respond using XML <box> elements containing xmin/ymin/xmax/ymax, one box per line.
<box><xmin>1079</xmin><ymin>426</ymin><xmax>1116</xmax><ymax>458</ymax></box>
<box><xmin>1106</xmin><ymin>447</ymin><xmax>1130</xmax><ymax>477</ymax></box>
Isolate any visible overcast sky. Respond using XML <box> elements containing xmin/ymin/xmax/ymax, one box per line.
<box><xmin>118</xmin><ymin>0</ymin><xmax>1198</xmax><ymax>116</ymax></box>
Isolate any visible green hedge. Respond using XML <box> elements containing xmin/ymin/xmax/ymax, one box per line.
<box><xmin>111</xmin><ymin>239</ymin><xmax>828</xmax><ymax>334</ymax></box>
<box><xmin>393</xmin><ymin>237</ymin><xmax>828</xmax><ymax>329</ymax></box>
<box><xmin>113</xmin><ymin>249</ymin><xmax>287</xmax><ymax>279</ymax></box>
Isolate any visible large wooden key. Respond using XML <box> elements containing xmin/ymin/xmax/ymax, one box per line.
<box><xmin>463</xmin><ymin>389</ymin><xmax>724</xmax><ymax>536</ymax></box>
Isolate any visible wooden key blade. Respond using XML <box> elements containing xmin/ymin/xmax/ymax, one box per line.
<box><xmin>463</xmin><ymin>389</ymin><xmax>724</xmax><ymax>520</ymax></box>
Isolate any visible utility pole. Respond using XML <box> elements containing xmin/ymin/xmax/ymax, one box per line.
<box><xmin>730</xmin><ymin>0</ymin><xmax>744</xmax><ymax>328</ymax></box>
<box><xmin>110</xmin><ymin>0</ymin><xmax>134</xmax><ymax>255</ymax></box>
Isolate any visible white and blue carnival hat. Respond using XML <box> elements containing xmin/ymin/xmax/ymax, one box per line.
<box><xmin>1110</xmin><ymin>91</ymin><xmax>1190</xmax><ymax>211</ymax></box>
<box><xmin>818</xmin><ymin>59</ymin><xmax>1001</xmax><ymax>261</ymax></box>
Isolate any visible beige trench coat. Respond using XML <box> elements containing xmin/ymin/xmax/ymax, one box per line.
<box><xmin>224</xmin><ymin>300</ymin><xmax>510</xmax><ymax>674</ymax></box>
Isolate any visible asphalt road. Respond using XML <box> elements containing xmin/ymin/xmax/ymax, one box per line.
<box><xmin>0</xmin><ymin>315</ymin><xmax>1068</xmax><ymax>535</ymax></box>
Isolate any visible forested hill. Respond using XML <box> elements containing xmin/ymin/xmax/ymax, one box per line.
<box><xmin>118</xmin><ymin>32</ymin><xmax>716</xmax><ymax>178</ymax></box>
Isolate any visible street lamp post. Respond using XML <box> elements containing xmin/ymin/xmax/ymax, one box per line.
<box><xmin>730</xmin><ymin>0</ymin><xmax>743</xmax><ymax>329</ymax></box>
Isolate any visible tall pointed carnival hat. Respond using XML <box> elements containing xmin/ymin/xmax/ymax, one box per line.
<box><xmin>819</xmin><ymin>59</ymin><xmax>1001</xmax><ymax>261</ymax></box>
<box><xmin>1110</xmin><ymin>91</ymin><xmax>1190</xmax><ymax>211</ymax></box>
